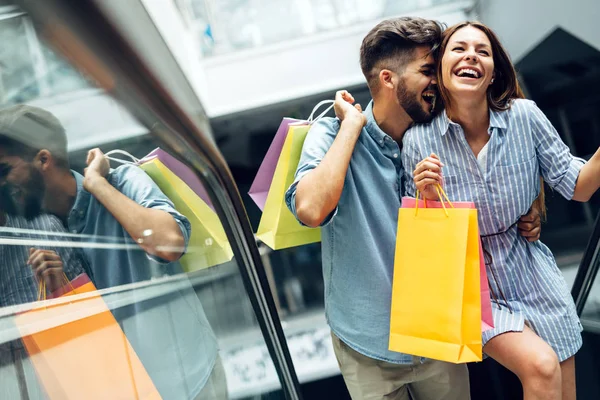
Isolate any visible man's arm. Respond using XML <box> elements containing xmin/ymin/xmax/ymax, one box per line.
<box><xmin>294</xmin><ymin>90</ymin><xmax>366</xmax><ymax>227</ymax></box>
<box><xmin>83</xmin><ymin>148</ymin><xmax>185</xmax><ymax>262</ymax></box>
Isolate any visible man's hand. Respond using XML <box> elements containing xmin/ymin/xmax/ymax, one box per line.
<box><xmin>413</xmin><ymin>153</ymin><xmax>444</xmax><ymax>201</ymax></box>
<box><xmin>28</xmin><ymin>248</ymin><xmax>65</xmax><ymax>293</ymax></box>
<box><xmin>333</xmin><ymin>90</ymin><xmax>367</xmax><ymax>128</ymax></box>
<box><xmin>83</xmin><ymin>148</ymin><xmax>110</xmax><ymax>192</ymax></box>
<box><xmin>518</xmin><ymin>207</ymin><xmax>542</xmax><ymax>242</ymax></box>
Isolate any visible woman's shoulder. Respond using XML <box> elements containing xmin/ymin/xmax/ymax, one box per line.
<box><xmin>504</xmin><ymin>98</ymin><xmax>539</xmax><ymax>118</ymax></box>
<box><xmin>404</xmin><ymin>112</ymin><xmax>446</xmax><ymax>143</ymax></box>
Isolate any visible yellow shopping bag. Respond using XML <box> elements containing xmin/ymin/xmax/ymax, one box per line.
<box><xmin>140</xmin><ymin>158</ymin><xmax>234</xmax><ymax>271</ymax></box>
<box><xmin>255</xmin><ymin>124</ymin><xmax>321</xmax><ymax>249</ymax></box>
<box><xmin>389</xmin><ymin>190</ymin><xmax>482</xmax><ymax>363</ymax></box>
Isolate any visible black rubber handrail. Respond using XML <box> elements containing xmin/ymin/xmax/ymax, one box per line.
<box><xmin>571</xmin><ymin>211</ymin><xmax>600</xmax><ymax>316</ymax></box>
<box><xmin>16</xmin><ymin>0</ymin><xmax>302</xmax><ymax>398</ymax></box>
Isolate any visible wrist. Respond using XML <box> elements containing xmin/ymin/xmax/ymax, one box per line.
<box><xmin>341</xmin><ymin>114</ymin><xmax>366</xmax><ymax>132</ymax></box>
<box><xmin>83</xmin><ymin>173</ymin><xmax>108</xmax><ymax>193</ymax></box>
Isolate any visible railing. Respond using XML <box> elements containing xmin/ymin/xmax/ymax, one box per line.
<box><xmin>571</xmin><ymin>211</ymin><xmax>600</xmax><ymax>317</ymax></box>
<box><xmin>15</xmin><ymin>0</ymin><xmax>303</xmax><ymax>398</ymax></box>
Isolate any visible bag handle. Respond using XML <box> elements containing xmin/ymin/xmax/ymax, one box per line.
<box><xmin>37</xmin><ymin>272</ymin><xmax>76</xmax><ymax>302</ymax></box>
<box><xmin>307</xmin><ymin>100</ymin><xmax>335</xmax><ymax>124</ymax></box>
<box><xmin>104</xmin><ymin>150</ymin><xmax>140</xmax><ymax>165</ymax></box>
<box><xmin>415</xmin><ymin>184</ymin><xmax>454</xmax><ymax>217</ymax></box>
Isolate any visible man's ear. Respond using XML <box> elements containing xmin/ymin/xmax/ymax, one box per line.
<box><xmin>36</xmin><ymin>149</ymin><xmax>52</xmax><ymax>171</ymax></box>
<box><xmin>379</xmin><ymin>69</ymin><xmax>396</xmax><ymax>90</ymax></box>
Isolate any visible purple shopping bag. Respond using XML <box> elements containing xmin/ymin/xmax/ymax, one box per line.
<box><xmin>401</xmin><ymin>197</ymin><xmax>495</xmax><ymax>332</ymax></box>
<box><xmin>138</xmin><ymin>148</ymin><xmax>214</xmax><ymax>211</ymax></box>
<box><xmin>249</xmin><ymin>118</ymin><xmax>306</xmax><ymax>211</ymax></box>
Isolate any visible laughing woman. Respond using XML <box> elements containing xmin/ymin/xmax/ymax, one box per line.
<box><xmin>403</xmin><ymin>21</ymin><xmax>600</xmax><ymax>400</ymax></box>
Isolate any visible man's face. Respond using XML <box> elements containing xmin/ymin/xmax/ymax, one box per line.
<box><xmin>396</xmin><ymin>46</ymin><xmax>438</xmax><ymax>123</ymax></box>
<box><xmin>0</xmin><ymin>155</ymin><xmax>45</xmax><ymax>220</ymax></box>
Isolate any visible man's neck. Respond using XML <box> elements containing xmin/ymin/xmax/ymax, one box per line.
<box><xmin>43</xmin><ymin>169</ymin><xmax>77</xmax><ymax>221</ymax></box>
<box><xmin>447</xmin><ymin>94</ymin><xmax>490</xmax><ymax>138</ymax></box>
<box><xmin>372</xmin><ymin>98</ymin><xmax>413</xmax><ymax>143</ymax></box>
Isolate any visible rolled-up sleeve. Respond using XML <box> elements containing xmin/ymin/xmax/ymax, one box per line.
<box><xmin>113</xmin><ymin>164</ymin><xmax>192</xmax><ymax>262</ymax></box>
<box><xmin>528</xmin><ymin>100</ymin><xmax>585</xmax><ymax>200</ymax></box>
<box><xmin>284</xmin><ymin>118</ymin><xmax>339</xmax><ymax>227</ymax></box>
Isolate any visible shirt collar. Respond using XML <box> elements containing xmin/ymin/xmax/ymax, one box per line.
<box><xmin>439</xmin><ymin>107</ymin><xmax>508</xmax><ymax>136</ymax></box>
<box><xmin>364</xmin><ymin>101</ymin><xmax>390</xmax><ymax>147</ymax></box>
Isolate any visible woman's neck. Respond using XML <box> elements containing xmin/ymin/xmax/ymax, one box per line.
<box><xmin>446</xmin><ymin>94</ymin><xmax>490</xmax><ymax>138</ymax></box>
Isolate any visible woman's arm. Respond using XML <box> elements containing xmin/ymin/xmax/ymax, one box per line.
<box><xmin>573</xmin><ymin>150</ymin><xmax>600</xmax><ymax>202</ymax></box>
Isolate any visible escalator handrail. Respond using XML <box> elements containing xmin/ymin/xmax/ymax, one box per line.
<box><xmin>571</xmin><ymin>210</ymin><xmax>600</xmax><ymax>316</ymax></box>
<box><xmin>15</xmin><ymin>0</ymin><xmax>302</xmax><ymax>398</ymax></box>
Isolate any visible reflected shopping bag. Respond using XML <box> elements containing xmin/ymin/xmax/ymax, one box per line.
<box><xmin>389</xmin><ymin>189</ymin><xmax>483</xmax><ymax>363</ymax></box>
<box><xmin>401</xmin><ymin>197</ymin><xmax>494</xmax><ymax>332</ymax></box>
<box><xmin>139</xmin><ymin>158</ymin><xmax>234</xmax><ymax>271</ymax></box>
<box><xmin>16</xmin><ymin>274</ymin><xmax>161</xmax><ymax>400</ymax></box>
<box><xmin>105</xmin><ymin>149</ymin><xmax>234</xmax><ymax>271</ymax></box>
<box><xmin>254</xmin><ymin>100</ymin><xmax>334</xmax><ymax>250</ymax></box>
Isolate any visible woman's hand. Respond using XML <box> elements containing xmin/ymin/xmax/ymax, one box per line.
<box><xmin>413</xmin><ymin>153</ymin><xmax>444</xmax><ymax>201</ymax></box>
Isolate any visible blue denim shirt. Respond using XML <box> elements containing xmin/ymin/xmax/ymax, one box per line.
<box><xmin>285</xmin><ymin>102</ymin><xmax>414</xmax><ymax>364</ymax></box>
<box><xmin>68</xmin><ymin>165</ymin><xmax>218</xmax><ymax>399</ymax></box>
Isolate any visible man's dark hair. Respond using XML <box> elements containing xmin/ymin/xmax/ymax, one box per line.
<box><xmin>360</xmin><ymin>17</ymin><xmax>444</xmax><ymax>93</ymax></box>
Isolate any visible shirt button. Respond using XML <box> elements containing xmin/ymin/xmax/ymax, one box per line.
<box><xmin>393</xmin><ymin>153</ymin><xmax>398</xmax><ymax>158</ymax></box>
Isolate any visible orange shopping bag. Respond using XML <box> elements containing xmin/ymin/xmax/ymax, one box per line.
<box><xmin>389</xmin><ymin>187</ymin><xmax>482</xmax><ymax>363</ymax></box>
<box><xmin>16</xmin><ymin>274</ymin><xmax>161</xmax><ymax>400</ymax></box>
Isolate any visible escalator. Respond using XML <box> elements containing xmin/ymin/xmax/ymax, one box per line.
<box><xmin>2</xmin><ymin>1</ymin><xmax>600</xmax><ymax>399</ymax></box>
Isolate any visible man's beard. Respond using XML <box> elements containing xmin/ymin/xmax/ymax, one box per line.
<box><xmin>396</xmin><ymin>79</ymin><xmax>434</xmax><ymax>124</ymax></box>
<box><xmin>0</xmin><ymin>167</ymin><xmax>44</xmax><ymax>220</ymax></box>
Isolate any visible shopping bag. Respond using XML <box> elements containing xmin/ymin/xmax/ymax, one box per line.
<box><xmin>139</xmin><ymin>158</ymin><xmax>234</xmax><ymax>271</ymax></box>
<box><xmin>389</xmin><ymin>190</ymin><xmax>482</xmax><ymax>363</ymax></box>
<box><xmin>249</xmin><ymin>118</ymin><xmax>305</xmax><ymax>211</ymax></box>
<box><xmin>16</xmin><ymin>274</ymin><xmax>161</xmax><ymax>400</ymax></box>
<box><xmin>401</xmin><ymin>197</ymin><xmax>494</xmax><ymax>332</ymax></box>
<box><xmin>105</xmin><ymin>149</ymin><xmax>234</xmax><ymax>271</ymax></box>
<box><xmin>254</xmin><ymin>101</ymin><xmax>334</xmax><ymax>250</ymax></box>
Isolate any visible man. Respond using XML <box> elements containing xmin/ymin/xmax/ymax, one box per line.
<box><xmin>285</xmin><ymin>17</ymin><xmax>541</xmax><ymax>399</ymax></box>
<box><xmin>0</xmin><ymin>105</ymin><xmax>226</xmax><ymax>399</ymax></box>
<box><xmin>0</xmin><ymin>180</ymin><xmax>89</xmax><ymax>400</ymax></box>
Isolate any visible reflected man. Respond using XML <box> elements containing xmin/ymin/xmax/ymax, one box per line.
<box><xmin>0</xmin><ymin>173</ymin><xmax>88</xmax><ymax>399</ymax></box>
<box><xmin>0</xmin><ymin>105</ymin><xmax>226</xmax><ymax>400</ymax></box>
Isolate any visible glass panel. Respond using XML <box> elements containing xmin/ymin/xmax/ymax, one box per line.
<box><xmin>0</xmin><ymin>4</ymin><xmax>286</xmax><ymax>399</ymax></box>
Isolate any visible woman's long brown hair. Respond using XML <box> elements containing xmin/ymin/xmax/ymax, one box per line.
<box><xmin>437</xmin><ymin>21</ymin><xmax>546</xmax><ymax>219</ymax></box>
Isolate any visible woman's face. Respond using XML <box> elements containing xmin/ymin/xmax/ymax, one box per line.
<box><xmin>441</xmin><ymin>25</ymin><xmax>495</xmax><ymax>100</ymax></box>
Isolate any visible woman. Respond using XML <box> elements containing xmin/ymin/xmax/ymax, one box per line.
<box><xmin>403</xmin><ymin>21</ymin><xmax>600</xmax><ymax>400</ymax></box>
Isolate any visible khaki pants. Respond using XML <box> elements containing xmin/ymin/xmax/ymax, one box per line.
<box><xmin>331</xmin><ymin>333</ymin><xmax>470</xmax><ymax>400</ymax></box>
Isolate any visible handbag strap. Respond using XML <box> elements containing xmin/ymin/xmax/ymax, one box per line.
<box><xmin>307</xmin><ymin>100</ymin><xmax>335</xmax><ymax>124</ymax></box>
<box><xmin>104</xmin><ymin>149</ymin><xmax>140</xmax><ymax>165</ymax></box>
<box><xmin>415</xmin><ymin>184</ymin><xmax>454</xmax><ymax>216</ymax></box>
<box><xmin>37</xmin><ymin>272</ymin><xmax>76</xmax><ymax>302</ymax></box>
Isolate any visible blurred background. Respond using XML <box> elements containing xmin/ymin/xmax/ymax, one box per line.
<box><xmin>0</xmin><ymin>0</ymin><xmax>599</xmax><ymax>398</ymax></box>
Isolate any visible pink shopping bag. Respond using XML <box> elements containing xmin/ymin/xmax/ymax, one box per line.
<box><xmin>401</xmin><ymin>197</ymin><xmax>494</xmax><ymax>332</ymax></box>
<box><xmin>248</xmin><ymin>118</ymin><xmax>306</xmax><ymax>211</ymax></box>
